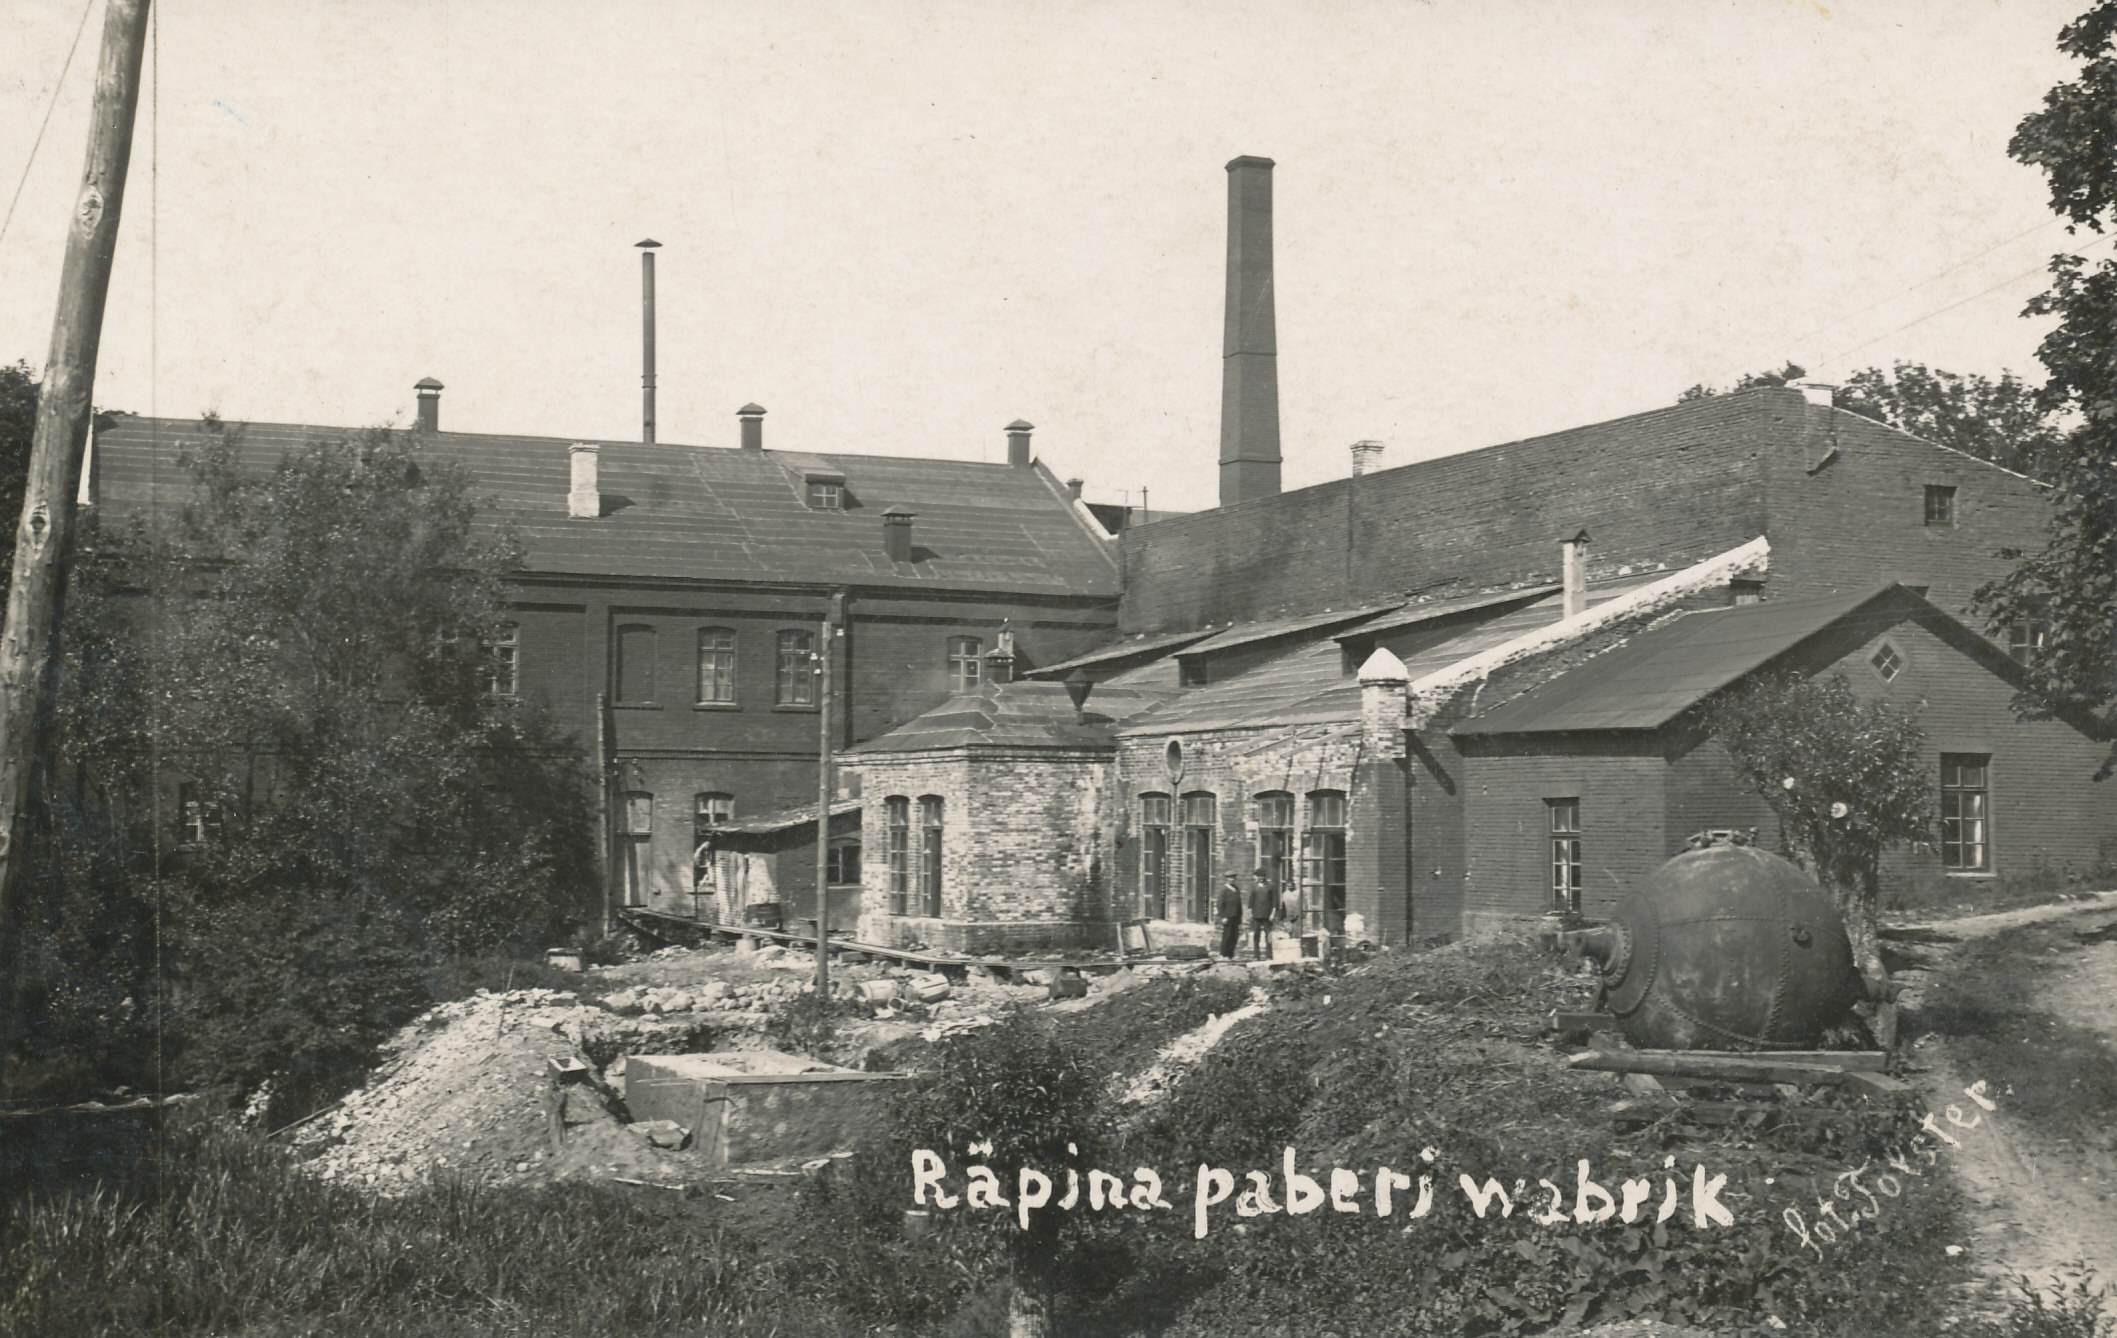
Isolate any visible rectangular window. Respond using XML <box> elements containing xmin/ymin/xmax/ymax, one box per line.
<box><xmin>489</xmin><ymin>623</ymin><xmax>519</xmax><ymax>698</ymax></box>
<box><xmin>948</xmin><ymin>636</ymin><xmax>983</xmax><ymax>691</ymax></box>
<box><xmin>1181</xmin><ymin>792</ymin><xmax>1216</xmax><ymax>922</ymax></box>
<box><xmin>616</xmin><ymin>623</ymin><xmax>656</xmax><ymax>704</ymax></box>
<box><xmin>1940</xmin><ymin>755</ymin><xmax>1990</xmax><ymax>872</ymax></box>
<box><xmin>886</xmin><ymin>796</ymin><xmax>910</xmax><ymax>915</ymax></box>
<box><xmin>918</xmin><ymin>796</ymin><xmax>944</xmax><ymax>917</ymax></box>
<box><xmin>1255</xmin><ymin>792</ymin><xmax>1294</xmax><ymax>902</ymax></box>
<box><xmin>1303</xmin><ymin>791</ymin><xmax>1348</xmax><ymax>933</ymax></box>
<box><xmin>175</xmin><ymin>782</ymin><xmax>222</xmax><ymax>848</ymax></box>
<box><xmin>618</xmin><ymin>791</ymin><xmax>653</xmax><ymax>907</ymax></box>
<box><xmin>1179</xmin><ymin>659</ymin><xmax>1208</xmax><ymax>688</ymax></box>
<box><xmin>1730</xmin><ymin>579</ymin><xmax>1764</xmax><ymax>607</ymax></box>
<box><xmin>1548</xmin><ymin>798</ymin><xmax>1583</xmax><ymax>914</ymax></box>
<box><xmin>697</xmin><ymin>627</ymin><xmax>736</xmax><ymax>703</ymax></box>
<box><xmin>776</xmin><ymin>629</ymin><xmax>816</xmax><ymax>705</ymax></box>
<box><xmin>2007</xmin><ymin>621</ymin><xmax>2046</xmax><ymax>667</ymax></box>
<box><xmin>1924</xmin><ymin>484</ymin><xmax>1957</xmax><ymax>526</ymax></box>
<box><xmin>827</xmin><ymin>839</ymin><xmax>861</xmax><ymax>886</ymax></box>
<box><xmin>806</xmin><ymin>481</ymin><xmax>843</xmax><ymax>510</ymax></box>
<box><xmin>1140</xmin><ymin>794</ymin><xmax>1170</xmax><ymax>919</ymax></box>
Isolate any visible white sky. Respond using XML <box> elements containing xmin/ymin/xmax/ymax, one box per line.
<box><xmin>0</xmin><ymin>0</ymin><xmax>2093</xmax><ymax>514</ymax></box>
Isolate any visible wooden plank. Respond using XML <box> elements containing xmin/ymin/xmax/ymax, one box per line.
<box><xmin>1549</xmin><ymin>1010</ymin><xmax>1620</xmax><ymax>1035</ymax></box>
<box><xmin>1620</xmin><ymin>1071</ymin><xmax>1667</xmax><ymax>1096</ymax></box>
<box><xmin>1841</xmin><ymin>1070</ymin><xmax>1917</xmax><ymax>1104</ymax></box>
<box><xmin>1567</xmin><ymin>1051</ymin><xmax>1854</xmax><ymax>1085</ymax></box>
<box><xmin>1676</xmin><ymin>1049</ymin><xmax>1887</xmax><ymax>1072</ymax></box>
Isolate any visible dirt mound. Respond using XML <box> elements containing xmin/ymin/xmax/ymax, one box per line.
<box><xmin>292</xmin><ymin>987</ymin><xmax>741</xmax><ymax>1191</ymax></box>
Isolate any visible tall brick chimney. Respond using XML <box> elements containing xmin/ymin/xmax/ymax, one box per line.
<box><xmin>1561</xmin><ymin>529</ymin><xmax>1590</xmax><ymax>618</ymax></box>
<box><xmin>1219</xmin><ymin>155</ymin><xmax>1282</xmax><ymax>508</ymax></box>
<box><xmin>414</xmin><ymin>377</ymin><xmax>442</xmax><ymax>432</ymax></box>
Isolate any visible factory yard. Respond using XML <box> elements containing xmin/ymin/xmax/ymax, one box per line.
<box><xmin>1889</xmin><ymin>890</ymin><xmax>2117</xmax><ymax>1296</ymax></box>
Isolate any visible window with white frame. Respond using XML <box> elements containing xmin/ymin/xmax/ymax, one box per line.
<box><xmin>1548</xmin><ymin>798</ymin><xmax>1583</xmax><ymax>914</ymax></box>
<box><xmin>886</xmin><ymin>796</ymin><xmax>910</xmax><ymax>915</ymax></box>
<box><xmin>1940</xmin><ymin>755</ymin><xmax>1990</xmax><ymax>872</ymax></box>
<box><xmin>948</xmin><ymin>636</ymin><xmax>983</xmax><ymax>691</ymax></box>
<box><xmin>776</xmin><ymin>629</ymin><xmax>816</xmax><ymax>705</ymax></box>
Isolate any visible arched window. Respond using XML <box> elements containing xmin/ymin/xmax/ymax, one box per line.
<box><xmin>885</xmin><ymin>796</ymin><xmax>911</xmax><ymax>915</ymax></box>
<box><xmin>618</xmin><ymin>790</ymin><xmax>653</xmax><ymax>906</ymax></box>
<box><xmin>776</xmin><ymin>629</ymin><xmax>815</xmax><ymax>705</ymax></box>
<box><xmin>1253</xmin><ymin>791</ymin><xmax>1294</xmax><ymax>901</ymax></box>
<box><xmin>615</xmin><ymin>624</ymin><xmax>656</xmax><ymax>704</ymax></box>
<box><xmin>918</xmin><ymin>795</ymin><xmax>945</xmax><ymax>916</ymax></box>
<box><xmin>1303</xmin><ymin>790</ymin><xmax>1347</xmax><ymax>934</ymax></box>
<box><xmin>948</xmin><ymin>636</ymin><xmax>983</xmax><ymax>691</ymax></box>
<box><xmin>1181</xmin><ymin>791</ymin><xmax>1217</xmax><ymax>923</ymax></box>
<box><xmin>1138</xmin><ymin>793</ymin><xmax>1171</xmax><ymax>919</ymax></box>
<box><xmin>697</xmin><ymin>627</ymin><xmax>737</xmax><ymax>704</ymax></box>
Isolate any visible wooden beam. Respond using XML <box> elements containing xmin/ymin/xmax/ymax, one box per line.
<box><xmin>1567</xmin><ymin>1051</ymin><xmax>1870</xmax><ymax>1085</ymax></box>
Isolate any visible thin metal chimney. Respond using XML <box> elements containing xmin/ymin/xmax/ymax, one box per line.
<box><xmin>1006</xmin><ymin>419</ymin><xmax>1034</xmax><ymax>467</ymax></box>
<box><xmin>414</xmin><ymin>377</ymin><xmax>443</xmax><ymax>432</ymax></box>
<box><xmin>1219</xmin><ymin>155</ymin><xmax>1282</xmax><ymax>507</ymax></box>
<box><xmin>739</xmin><ymin>403</ymin><xmax>765</xmax><ymax>451</ymax></box>
<box><xmin>637</xmin><ymin>239</ymin><xmax>660</xmax><ymax>445</ymax></box>
<box><xmin>1561</xmin><ymin>529</ymin><xmax>1590</xmax><ymax>618</ymax></box>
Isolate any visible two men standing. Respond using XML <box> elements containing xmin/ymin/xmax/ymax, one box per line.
<box><xmin>1220</xmin><ymin>866</ymin><xmax>1282</xmax><ymax>959</ymax></box>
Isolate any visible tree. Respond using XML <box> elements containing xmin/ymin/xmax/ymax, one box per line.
<box><xmin>1677</xmin><ymin>361</ymin><xmax>1808</xmax><ymax>402</ymax></box>
<box><xmin>1680</xmin><ymin>358</ymin><xmax>2069</xmax><ymax>477</ymax></box>
<box><xmin>0</xmin><ymin>362</ymin><xmax>33</xmax><ymax>593</ymax></box>
<box><xmin>10</xmin><ymin>420</ymin><xmax>597</xmax><ymax>1111</ymax></box>
<box><xmin>893</xmin><ymin>1014</ymin><xmax>1101</xmax><ymax>1338</ymax></box>
<box><xmin>1973</xmin><ymin>1</ymin><xmax>2117</xmax><ymax>772</ymax></box>
<box><xmin>1705</xmin><ymin>673</ymin><xmax>1934</xmax><ymax>988</ymax></box>
<box><xmin>1839</xmin><ymin>362</ymin><xmax>2070</xmax><ymax>480</ymax></box>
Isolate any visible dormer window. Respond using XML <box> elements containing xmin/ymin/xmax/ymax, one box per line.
<box><xmin>806</xmin><ymin>480</ymin><xmax>843</xmax><ymax>511</ymax></box>
<box><xmin>1924</xmin><ymin>485</ymin><xmax>1957</xmax><ymax>526</ymax></box>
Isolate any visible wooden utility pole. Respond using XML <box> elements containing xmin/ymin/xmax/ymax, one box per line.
<box><xmin>0</xmin><ymin>0</ymin><xmax>153</xmax><ymax>997</ymax></box>
<box><xmin>813</xmin><ymin>611</ymin><xmax>835</xmax><ymax>995</ymax></box>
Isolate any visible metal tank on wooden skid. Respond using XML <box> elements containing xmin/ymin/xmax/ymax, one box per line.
<box><xmin>1563</xmin><ymin>832</ymin><xmax>1863</xmax><ymax>1051</ymax></box>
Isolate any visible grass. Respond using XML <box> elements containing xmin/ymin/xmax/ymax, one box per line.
<box><xmin>5</xmin><ymin>933</ymin><xmax>2075</xmax><ymax>1337</ymax></box>
<box><xmin>0</xmin><ymin>1115</ymin><xmax>916</xmax><ymax>1337</ymax></box>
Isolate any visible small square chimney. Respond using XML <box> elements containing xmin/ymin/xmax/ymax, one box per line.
<box><xmin>568</xmin><ymin>444</ymin><xmax>601</xmax><ymax>519</ymax></box>
<box><xmin>1006</xmin><ymin>419</ymin><xmax>1034</xmax><ymax>467</ymax></box>
<box><xmin>415</xmin><ymin>377</ymin><xmax>443</xmax><ymax>432</ymax></box>
<box><xmin>882</xmin><ymin>505</ymin><xmax>916</xmax><ymax>563</ymax></box>
<box><xmin>739</xmin><ymin>403</ymin><xmax>766</xmax><ymax>451</ymax></box>
<box><xmin>1561</xmin><ymin>529</ymin><xmax>1590</xmax><ymax>618</ymax></box>
<box><xmin>1350</xmin><ymin>440</ymin><xmax>1384</xmax><ymax>476</ymax></box>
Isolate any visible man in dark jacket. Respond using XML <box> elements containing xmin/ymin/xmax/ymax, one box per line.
<box><xmin>1247</xmin><ymin>867</ymin><xmax>1276</xmax><ymax>959</ymax></box>
<box><xmin>1217</xmin><ymin>874</ymin><xmax>1243</xmax><ymax>959</ymax></box>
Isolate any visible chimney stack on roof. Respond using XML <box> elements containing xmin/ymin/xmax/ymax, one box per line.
<box><xmin>414</xmin><ymin>377</ymin><xmax>443</xmax><ymax>432</ymax></box>
<box><xmin>1065</xmin><ymin>477</ymin><xmax>1084</xmax><ymax>499</ymax></box>
<box><xmin>1561</xmin><ymin>529</ymin><xmax>1590</xmax><ymax>619</ymax></box>
<box><xmin>1006</xmin><ymin>419</ymin><xmax>1034</xmax><ymax>467</ymax></box>
<box><xmin>1219</xmin><ymin>155</ymin><xmax>1282</xmax><ymax>508</ymax></box>
<box><xmin>1792</xmin><ymin>380</ymin><xmax>1836</xmax><ymax>408</ymax></box>
<box><xmin>882</xmin><ymin>505</ymin><xmax>916</xmax><ymax>563</ymax></box>
<box><xmin>568</xmin><ymin>444</ymin><xmax>601</xmax><ymax>519</ymax></box>
<box><xmin>984</xmin><ymin>629</ymin><xmax>1016</xmax><ymax>684</ymax></box>
<box><xmin>638</xmin><ymin>240</ymin><xmax>661</xmax><ymax>445</ymax></box>
<box><xmin>739</xmin><ymin>403</ymin><xmax>766</xmax><ymax>451</ymax></box>
<box><xmin>1350</xmin><ymin>439</ymin><xmax>1384</xmax><ymax>477</ymax></box>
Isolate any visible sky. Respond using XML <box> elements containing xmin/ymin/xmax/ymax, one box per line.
<box><xmin>0</xmin><ymin>0</ymin><xmax>2096</xmax><ymax>515</ymax></box>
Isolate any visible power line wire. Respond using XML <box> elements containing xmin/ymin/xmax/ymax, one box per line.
<box><xmin>1812</xmin><ymin>232</ymin><xmax>2117</xmax><ymax>372</ymax></box>
<box><xmin>0</xmin><ymin>0</ymin><xmax>99</xmax><ymax>253</ymax></box>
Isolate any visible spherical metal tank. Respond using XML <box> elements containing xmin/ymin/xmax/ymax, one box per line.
<box><xmin>1579</xmin><ymin>842</ymin><xmax>1862</xmax><ymax>1051</ymax></box>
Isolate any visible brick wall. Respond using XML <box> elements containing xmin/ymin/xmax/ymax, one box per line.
<box><xmin>1119</xmin><ymin>392</ymin><xmax>1775</xmax><ymax>632</ymax></box>
<box><xmin>848</xmin><ymin>747</ymin><xmax>1113</xmax><ymax>953</ymax></box>
<box><xmin>1455</xmin><ymin>737</ymin><xmax>1670</xmax><ymax>931</ymax></box>
<box><xmin>1761</xmin><ymin>404</ymin><xmax>2053</xmax><ymax>621</ymax></box>
<box><xmin>1822</xmin><ymin>617</ymin><xmax>2117</xmax><ymax>901</ymax></box>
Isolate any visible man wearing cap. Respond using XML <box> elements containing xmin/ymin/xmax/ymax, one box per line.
<box><xmin>1216</xmin><ymin>873</ymin><xmax>1244</xmax><ymax>959</ymax></box>
<box><xmin>1247</xmin><ymin>867</ymin><xmax>1276</xmax><ymax>959</ymax></box>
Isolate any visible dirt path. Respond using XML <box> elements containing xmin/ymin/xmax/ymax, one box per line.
<box><xmin>1892</xmin><ymin>891</ymin><xmax>2117</xmax><ymax>1297</ymax></box>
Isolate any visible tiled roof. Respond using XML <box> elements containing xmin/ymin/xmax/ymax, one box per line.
<box><xmin>89</xmin><ymin>417</ymin><xmax>1121</xmax><ymax>597</ymax></box>
<box><xmin>846</xmin><ymin>681</ymin><xmax>1175</xmax><ymax>754</ymax></box>
<box><xmin>1453</xmin><ymin>585</ymin><xmax>1913</xmax><ymax>736</ymax></box>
